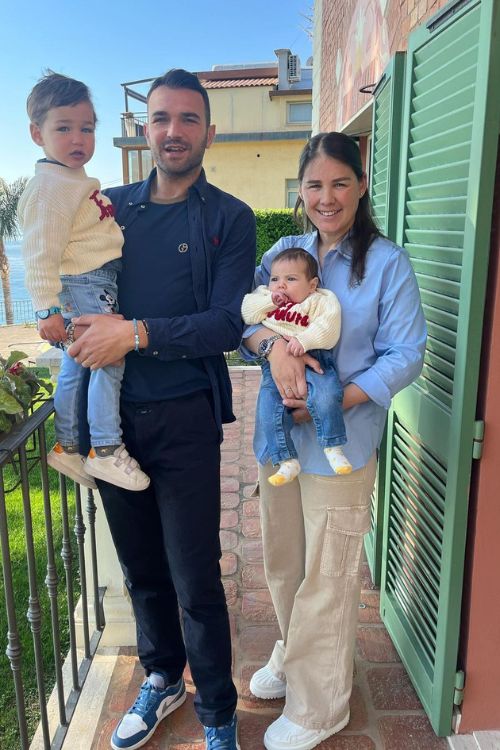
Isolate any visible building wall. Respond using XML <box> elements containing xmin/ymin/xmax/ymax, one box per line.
<box><xmin>208</xmin><ymin>87</ymin><xmax>312</xmax><ymax>135</ymax></box>
<box><xmin>203</xmin><ymin>139</ymin><xmax>306</xmax><ymax>209</ymax></box>
<box><xmin>318</xmin><ymin>0</ymin><xmax>449</xmax><ymax>132</ymax></box>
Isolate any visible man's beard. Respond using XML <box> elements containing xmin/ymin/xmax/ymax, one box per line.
<box><xmin>152</xmin><ymin>137</ymin><xmax>208</xmax><ymax>179</ymax></box>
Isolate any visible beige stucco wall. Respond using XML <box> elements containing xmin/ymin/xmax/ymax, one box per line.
<box><xmin>203</xmin><ymin>139</ymin><xmax>306</xmax><ymax>208</ymax></box>
<box><xmin>208</xmin><ymin>87</ymin><xmax>312</xmax><ymax>134</ymax></box>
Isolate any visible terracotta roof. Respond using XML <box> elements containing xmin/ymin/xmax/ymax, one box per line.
<box><xmin>202</xmin><ymin>77</ymin><xmax>278</xmax><ymax>89</ymax></box>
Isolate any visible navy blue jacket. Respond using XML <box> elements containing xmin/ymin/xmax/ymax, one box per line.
<box><xmin>105</xmin><ymin>169</ymin><xmax>256</xmax><ymax>436</ymax></box>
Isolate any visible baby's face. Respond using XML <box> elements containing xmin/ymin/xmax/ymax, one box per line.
<box><xmin>269</xmin><ymin>258</ymin><xmax>318</xmax><ymax>304</ymax></box>
<box><xmin>30</xmin><ymin>101</ymin><xmax>96</xmax><ymax>169</ymax></box>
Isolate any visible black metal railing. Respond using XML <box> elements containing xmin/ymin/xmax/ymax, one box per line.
<box><xmin>0</xmin><ymin>400</ymin><xmax>105</xmax><ymax>750</ymax></box>
<box><xmin>0</xmin><ymin>299</ymin><xmax>35</xmax><ymax>326</ymax></box>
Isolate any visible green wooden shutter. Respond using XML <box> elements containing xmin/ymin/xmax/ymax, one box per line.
<box><xmin>365</xmin><ymin>53</ymin><xmax>406</xmax><ymax>585</ymax></box>
<box><xmin>380</xmin><ymin>0</ymin><xmax>500</xmax><ymax>735</ymax></box>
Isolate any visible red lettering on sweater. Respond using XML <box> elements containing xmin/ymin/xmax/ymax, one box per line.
<box><xmin>89</xmin><ymin>190</ymin><xmax>115</xmax><ymax>220</ymax></box>
<box><xmin>266</xmin><ymin>302</ymin><xmax>310</xmax><ymax>327</ymax></box>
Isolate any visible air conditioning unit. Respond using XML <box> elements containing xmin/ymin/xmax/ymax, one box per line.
<box><xmin>288</xmin><ymin>54</ymin><xmax>301</xmax><ymax>83</ymax></box>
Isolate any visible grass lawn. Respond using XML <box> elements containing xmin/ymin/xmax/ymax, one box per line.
<box><xmin>0</xmin><ymin>397</ymin><xmax>81</xmax><ymax>750</ymax></box>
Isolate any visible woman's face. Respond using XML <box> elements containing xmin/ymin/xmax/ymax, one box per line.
<box><xmin>299</xmin><ymin>154</ymin><xmax>366</xmax><ymax>246</ymax></box>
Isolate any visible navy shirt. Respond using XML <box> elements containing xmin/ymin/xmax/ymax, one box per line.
<box><xmin>118</xmin><ymin>200</ymin><xmax>209</xmax><ymax>402</ymax></box>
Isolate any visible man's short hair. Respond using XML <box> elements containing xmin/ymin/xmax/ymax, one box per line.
<box><xmin>147</xmin><ymin>68</ymin><xmax>211</xmax><ymax>126</ymax></box>
<box><xmin>271</xmin><ymin>248</ymin><xmax>319</xmax><ymax>281</ymax></box>
<box><xmin>27</xmin><ymin>70</ymin><xmax>96</xmax><ymax>126</ymax></box>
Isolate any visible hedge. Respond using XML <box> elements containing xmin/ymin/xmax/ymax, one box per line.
<box><xmin>254</xmin><ymin>209</ymin><xmax>303</xmax><ymax>265</ymax></box>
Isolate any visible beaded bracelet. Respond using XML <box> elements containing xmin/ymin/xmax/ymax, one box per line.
<box><xmin>132</xmin><ymin>318</ymin><xmax>140</xmax><ymax>352</ymax></box>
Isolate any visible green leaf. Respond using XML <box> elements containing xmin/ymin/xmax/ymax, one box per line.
<box><xmin>5</xmin><ymin>351</ymin><xmax>27</xmax><ymax>369</ymax></box>
<box><xmin>0</xmin><ymin>389</ymin><xmax>24</xmax><ymax>415</ymax></box>
<box><xmin>0</xmin><ymin>411</ymin><xmax>12</xmax><ymax>432</ymax></box>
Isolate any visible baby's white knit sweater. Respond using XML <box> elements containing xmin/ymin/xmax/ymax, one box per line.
<box><xmin>241</xmin><ymin>286</ymin><xmax>341</xmax><ymax>352</ymax></box>
<box><xmin>18</xmin><ymin>162</ymin><xmax>123</xmax><ymax>310</ymax></box>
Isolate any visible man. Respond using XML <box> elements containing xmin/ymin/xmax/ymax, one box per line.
<box><xmin>70</xmin><ymin>69</ymin><xmax>256</xmax><ymax>750</ymax></box>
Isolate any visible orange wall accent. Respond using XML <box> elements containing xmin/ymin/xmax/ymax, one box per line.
<box><xmin>459</xmin><ymin>142</ymin><xmax>500</xmax><ymax>732</ymax></box>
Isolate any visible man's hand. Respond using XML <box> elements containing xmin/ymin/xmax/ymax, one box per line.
<box><xmin>37</xmin><ymin>313</ymin><xmax>67</xmax><ymax>343</ymax></box>
<box><xmin>68</xmin><ymin>314</ymin><xmax>131</xmax><ymax>369</ymax></box>
<box><xmin>271</xmin><ymin>291</ymin><xmax>290</xmax><ymax>307</ymax></box>
<box><xmin>286</xmin><ymin>336</ymin><xmax>305</xmax><ymax>357</ymax></box>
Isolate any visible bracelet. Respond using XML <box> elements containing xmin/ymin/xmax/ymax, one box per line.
<box><xmin>132</xmin><ymin>318</ymin><xmax>140</xmax><ymax>352</ymax></box>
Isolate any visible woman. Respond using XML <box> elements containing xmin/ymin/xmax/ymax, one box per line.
<box><xmin>243</xmin><ymin>132</ymin><xmax>426</xmax><ymax>750</ymax></box>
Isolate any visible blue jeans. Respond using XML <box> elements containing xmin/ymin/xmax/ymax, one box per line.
<box><xmin>55</xmin><ymin>261</ymin><xmax>124</xmax><ymax>448</ymax></box>
<box><xmin>257</xmin><ymin>349</ymin><xmax>346</xmax><ymax>466</ymax></box>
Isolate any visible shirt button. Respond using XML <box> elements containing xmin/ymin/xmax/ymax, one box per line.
<box><xmin>181</xmin><ymin>355</ymin><xmax>187</xmax><ymax>359</ymax></box>
<box><xmin>128</xmin><ymin>201</ymin><xmax>133</xmax><ymax>206</ymax></box>
<box><xmin>153</xmin><ymin>350</ymin><xmax>159</xmax><ymax>356</ymax></box>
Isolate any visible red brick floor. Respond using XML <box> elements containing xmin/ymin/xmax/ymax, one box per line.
<box><xmin>92</xmin><ymin>369</ymin><xmax>448</xmax><ymax>750</ymax></box>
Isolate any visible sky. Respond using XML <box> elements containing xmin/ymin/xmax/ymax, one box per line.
<box><xmin>0</xmin><ymin>0</ymin><xmax>312</xmax><ymax>189</ymax></box>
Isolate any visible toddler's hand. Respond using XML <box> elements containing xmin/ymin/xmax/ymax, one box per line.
<box><xmin>37</xmin><ymin>313</ymin><xmax>67</xmax><ymax>344</ymax></box>
<box><xmin>286</xmin><ymin>337</ymin><xmax>305</xmax><ymax>357</ymax></box>
<box><xmin>271</xmin><ymin>291</ymin><xmax>290</xmax><ymax>307</ymax></box>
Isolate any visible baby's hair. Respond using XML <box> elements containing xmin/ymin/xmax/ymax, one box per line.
<box><xmin>271</xmin><ymin>247</ymin><xmax>319</xmax><ymax>281</ymax></box>
<box><xmin>27</xmin><ymin>70</ymin><xmax>97</xmax><ymax>126</ymax></box>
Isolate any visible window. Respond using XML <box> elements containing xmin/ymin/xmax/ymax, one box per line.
<box><xmin>286</xmin><ymin>179</ymin><xmax>299</xmax><ymax>209</ymax></box>
<box><xmin>287</xmin><ymin>101</ymin><xmax>312</xmax><ymax>124</ymax></box>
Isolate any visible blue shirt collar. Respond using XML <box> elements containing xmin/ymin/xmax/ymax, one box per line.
<box><xmin>128</xmin><ymin>167</ymin><xmax>209</xmax><ymax>206</ymax></box>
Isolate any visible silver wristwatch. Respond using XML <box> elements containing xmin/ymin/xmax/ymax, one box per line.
<box><xmin>257</xmin><ymin>334</ymin><xmax>283</xmax><ymax>359</ymax></box>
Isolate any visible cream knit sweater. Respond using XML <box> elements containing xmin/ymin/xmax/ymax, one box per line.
<box><xmin>241</xmin><ymin>286</ymin><xmax>341</xmax><ymax>352</ymax></box>
<box><xmin>18</xmin><ymin>162</ymin><xmax>123</xmax><ymax>310</ymax></box>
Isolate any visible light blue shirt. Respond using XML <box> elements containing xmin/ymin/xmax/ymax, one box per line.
<box><xmin>241</xmin><ymin>232</ymin><xmax>427</xmax><ymax>474</ymax></box>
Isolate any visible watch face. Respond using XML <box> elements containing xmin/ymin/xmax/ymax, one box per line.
<box><xmin>257</xmin><ymin>338</ymin><xmax>270</xmax><ymax>357</ymax></box>
<box><xmin>36</xmin><ymin>309</ymin><xmax>50</xmax><ymax>320</ymax></box>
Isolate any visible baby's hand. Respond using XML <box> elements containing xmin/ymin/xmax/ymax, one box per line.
<box><xmin>271</xmin><ymin>291</ymin><xmax>290</xmax><ymax>307</ymax></box>
<box><xmin>37</xmin><ymin>313</ymin><xmax>67</xmax><ymax>344</ymax></box>
<box><xmin>286</xmin><ymin>337</ymin><xmax>305</xmax><ymax>357</ymax></box>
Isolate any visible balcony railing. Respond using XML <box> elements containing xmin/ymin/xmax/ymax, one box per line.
<box><xmin>0</xmin><ymin>400</ymin><xmax>105</xmax><ymax>750</ymax></box>
<box><xmin>0</xmin><ymin>299</ymin><xmax>34</xmax><ymax>326</ymax></box>
<box><xmin>121</xmin><ymin>113</ymin><xmax>147</xmax><ymax>138</ymax></box>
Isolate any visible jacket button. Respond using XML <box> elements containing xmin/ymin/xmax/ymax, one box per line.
<box><xmin>128</xmin><ymin>201</ymin><xmax>133</xmax><ymax>206</ymax></box>
<box><xmin>140</xmin><ymin>204</ymin><xmax>145</xmax><ymax>209</ymax></box>
<box><xmin>120</xmin><ymin>225</ymin><xmax>125</xmax><ymax>230</ymax></box>
<box><xmin>153</xmin><ymin>350</ymin><xmax>159</xmax><ymax>356</ymax></box>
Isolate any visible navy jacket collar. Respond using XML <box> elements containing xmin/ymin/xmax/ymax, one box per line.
<box><xmin>126</xmin><ymin>168</ymin><xmax>209</xmax><ymax>206</ymax></box>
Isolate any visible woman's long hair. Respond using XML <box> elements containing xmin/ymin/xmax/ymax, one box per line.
<box><xmin>294</xmin><ymin>132</ymin><xmax>382</xmax><ymax>285</ymax></box>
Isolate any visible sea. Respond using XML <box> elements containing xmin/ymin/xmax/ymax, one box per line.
<box><xmin>0</xmin><ymin>241</ymin><xmax>33</xmax><ymax>324</ymax></box>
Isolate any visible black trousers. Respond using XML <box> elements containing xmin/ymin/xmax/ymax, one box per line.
<box><xmin>97</xmin><ymin>391</ymin><xmax>237</xmax><ymax>726</ymax></box>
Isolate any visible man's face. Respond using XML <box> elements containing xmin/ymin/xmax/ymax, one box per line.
<box><xmin>145</xmin><ymin>86</ymin><xmax>215</xmax><ymax>180</ymax></box>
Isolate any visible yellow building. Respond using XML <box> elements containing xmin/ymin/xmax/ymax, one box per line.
<box><xmin>113</xmin><ymin>49</ymin><xmax>312</xmax><ymax>209</ymax></box>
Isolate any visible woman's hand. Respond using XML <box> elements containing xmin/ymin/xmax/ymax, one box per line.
<box><xmin>67</xmin><ymin>314</ymin><xmax>130</xmax><ymax>369</ymax></box>
<box><xmin>267</xmin><ymin>338</ymin><xmax>323</xmax><ymax>399</ymax></box>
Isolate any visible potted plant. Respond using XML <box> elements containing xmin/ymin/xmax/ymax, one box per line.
<box><xmin>0</xmin><ymin>351</ymin><xmax>53</xmax><ymax>437</ymax></box>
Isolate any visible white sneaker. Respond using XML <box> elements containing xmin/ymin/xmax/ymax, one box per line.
<box><xmin>84</xmin><ymin>444</ymin><xmax>150</xmax><ymax>492</ymax></box>
<box><xmin>249</xmin><ymin>664</ymin><xmax>286</xmax><ymax>699</ymax></box>
<box><xmin>47</xmin><ymin>443</ymin><xmax>97</xmax><ymax>489</ymax></box>
<box><xmin>264</xmin><ymin>713</ymin><xmax>350</xmax><ymax>750</ymax></box>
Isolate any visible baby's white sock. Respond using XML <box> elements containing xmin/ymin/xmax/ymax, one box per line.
<box><xmin>268</xmin><ymin>458</ymin><xmax>301</xmax><ymax>486</ymax></box>
<box><xmin>324</xmin><ymin>447</ymin><xmax>352</xmax><ymax>475</ymax></box>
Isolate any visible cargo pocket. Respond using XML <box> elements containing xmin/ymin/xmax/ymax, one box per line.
<box><xmin>320</xmin><ymin>504</ymin><xmax>371</xmax><ymax>577</ymax></box>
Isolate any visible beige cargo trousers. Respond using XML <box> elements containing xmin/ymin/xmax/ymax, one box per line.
<box><xmin>258</xmin><ymin>455</ymin><xmax>377</xmax><ymax>730</ymax></box>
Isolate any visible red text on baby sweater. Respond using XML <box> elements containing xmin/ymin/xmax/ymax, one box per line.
<box><xmin>89</xmin><ymin>190</ymin><xmax>115</xmax><ymax>220</ymax></box>
<box><xmin>267</xmin><ymin>302</ymin><xmax>309</xmax><ymax>327</ymax></box>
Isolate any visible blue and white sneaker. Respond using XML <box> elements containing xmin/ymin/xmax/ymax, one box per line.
<box><xmin>111</xmin><ymin>676</ymin><xmax>186</xmax><ymax>749</ymax></box>
<box><xmin>204</xmin><ymin>714</ymin><xmax>240</xmax><ymax>750</ymax></box>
